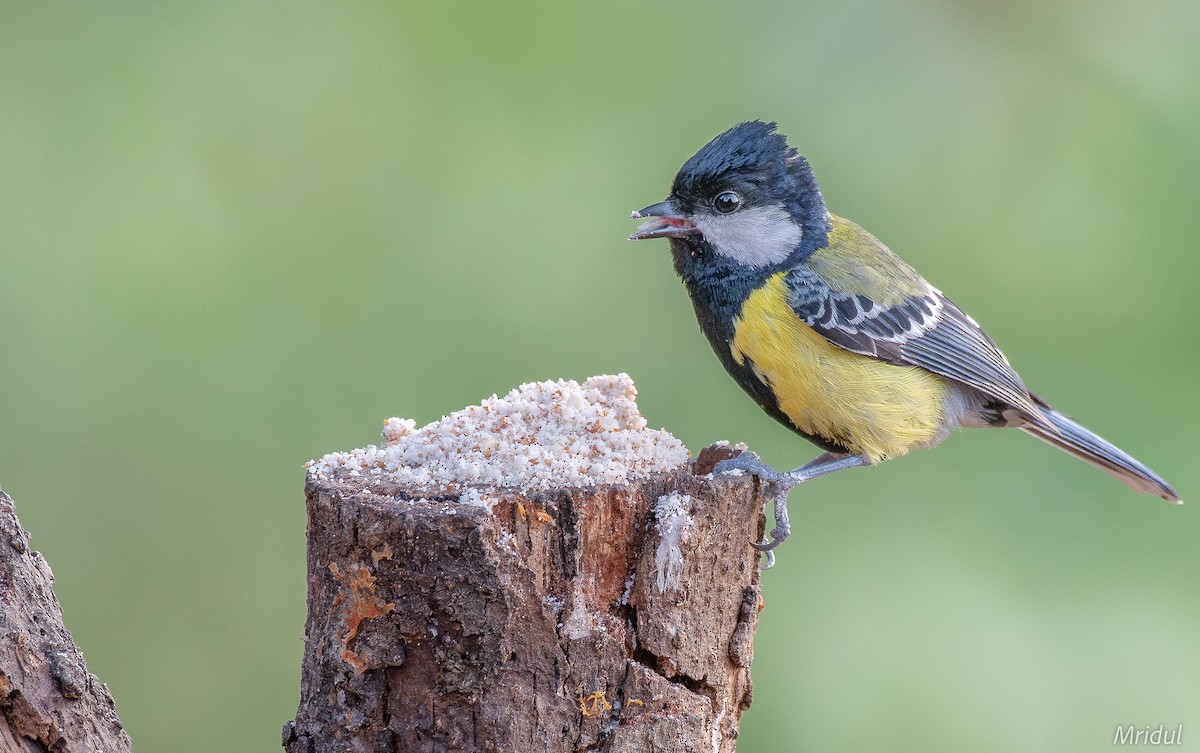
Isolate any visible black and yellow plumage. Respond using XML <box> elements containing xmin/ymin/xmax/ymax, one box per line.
<box><xmin>629</xmin><ymin>120</ymin><xmax>1179</xmax><ymax>558</ymax></box>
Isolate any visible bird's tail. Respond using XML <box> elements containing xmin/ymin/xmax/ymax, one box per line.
<box><xmin>1022</xmin><ymin>397</ymin><xmax>1180</xmax><ymax>503</ymax></box>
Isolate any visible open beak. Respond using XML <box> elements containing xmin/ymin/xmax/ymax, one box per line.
<box><xmin>628</xmin><ymin>199</ymin><xmax>698</xmax><ymax>241</ymax></box>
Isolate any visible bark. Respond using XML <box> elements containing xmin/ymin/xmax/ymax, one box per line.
<box><xmin>0</xmin><ymin>489</ymin><xmax>132</xmax><ymax>753</ymax></box>
<box><xmin>284</xmin><ymin>444</ymin><xmax>765</xmax><ymax>753</ymax></box>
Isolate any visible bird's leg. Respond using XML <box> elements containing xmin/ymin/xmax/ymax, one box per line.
<box><xmin>713</xmin><ymin>450</ymin><xmax>870</xmax><ymax>568</ymax></box>
<box><xmin>787</xmin><ymin>451</ymin><xmax>871</xmax><ymax>485</ymax></box>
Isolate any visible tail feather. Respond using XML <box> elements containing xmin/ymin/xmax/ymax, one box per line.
<box><xmin>1022</xmin><ymin>400</ymin><xmax>1181</xmax><ymax>504</ymax></box>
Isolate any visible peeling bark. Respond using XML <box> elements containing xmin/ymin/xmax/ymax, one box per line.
<box><xmin>284</xmin><ymin>444</ymin><xmax>765</xmax><ymax>753</ymax></box>
<box><xmin>0</xmin><ymin>489</ymin><xmax>132</xmax><ymax>753</ymax></box>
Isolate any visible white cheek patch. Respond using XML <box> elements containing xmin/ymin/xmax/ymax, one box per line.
<box><xmin>694</xmin><ymin>204</ymin><xmax>802</xmax><ymax>268</ymax></box>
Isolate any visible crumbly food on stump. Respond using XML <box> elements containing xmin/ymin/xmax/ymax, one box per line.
<box><xmin>306</xmin><ymin>373</ymin><xmax>690</xmax><ymax>495</ymax></box>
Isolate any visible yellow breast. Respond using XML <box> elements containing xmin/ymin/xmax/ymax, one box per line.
<box><xmin>730</xmin><ymin>272</ymin><xmax>950</xmax><ymax>462</ymax></box>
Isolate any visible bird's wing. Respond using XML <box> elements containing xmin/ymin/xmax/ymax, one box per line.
<box><xmin>786</xmin><ymin>216</ymin><xmax>1043</xmax><ymax>423</ymax></box>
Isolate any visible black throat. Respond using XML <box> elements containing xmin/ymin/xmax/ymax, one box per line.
<box><xmin>671</xmin><ymin>238</ymin><xmax>772</xmax><ymax>355</ymax></box>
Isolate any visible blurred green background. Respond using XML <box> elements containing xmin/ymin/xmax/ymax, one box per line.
<box><xmin>2</xmin><ymin>1</ymin><xmax>1197</xmax><ymax>751</ymax></box>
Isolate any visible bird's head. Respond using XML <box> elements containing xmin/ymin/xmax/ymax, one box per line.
<box><xmin>629</xmin><ymin>120</ymin><xmax>829</xmax><ymax>269</ymax></box>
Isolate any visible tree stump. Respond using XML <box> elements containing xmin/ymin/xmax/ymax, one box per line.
<box><xmin>0</xmin><ymin>489</ymin><xmax>132</xmax><ymax>753</ymax></box>
<box><xmin>284</xmin><ymin>376</ymin><xmax>766</xmax><ymax>753</ymax></box>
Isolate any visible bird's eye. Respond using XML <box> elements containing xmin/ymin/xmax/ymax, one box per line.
<box><xmin>713</xmin><ymin>191</ymin><xmax>741</xmax><ymax>214</ymax></box>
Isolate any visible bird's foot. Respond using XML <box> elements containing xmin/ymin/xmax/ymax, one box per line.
<box><xmin>713</xmin><ymin>451</ymin><xmax>795</xmax><ymax>568</ymax></box>
<box><xmin>713</xmin><ymin>450</ymin><xmax>871</xmax><ymax>569</ymax></box>
<box><xmin>712</xmin><ymin>450</ymin><xmax>782</xmax><ymax>484</ymax></box>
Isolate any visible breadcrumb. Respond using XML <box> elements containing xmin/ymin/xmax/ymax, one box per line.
<box><xmin>306</xmin><ymin>374</ymin><xmax>689</xmax><ymax>496</ymax></box>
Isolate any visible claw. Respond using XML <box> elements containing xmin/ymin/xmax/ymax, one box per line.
<box><xmin>758</xmin><ymin>549</ymin><xmax>776</xmax><ymax>569</ymax></box>
<box><xmin>751</xmin><ymin>528</ymin><xmax>789</xmax><ymax>552</ymax></box>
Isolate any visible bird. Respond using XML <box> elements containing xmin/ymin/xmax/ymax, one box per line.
<box><xmin>628</xmin><ymin>120</ymin><xmax>1180</xmax><ymax>563</ymax></box>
